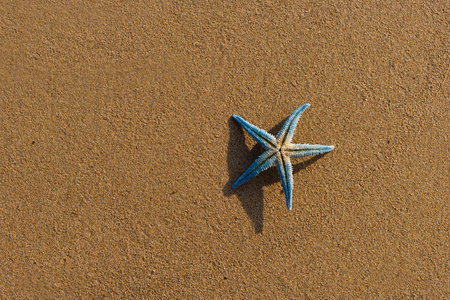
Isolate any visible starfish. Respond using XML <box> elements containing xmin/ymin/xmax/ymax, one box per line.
<box><xmin>232</xmin><ymin>104</ymin><xmax>334</xmax><ymax>210</ymax></box>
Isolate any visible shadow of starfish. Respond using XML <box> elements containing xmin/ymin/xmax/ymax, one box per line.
<box><xmin>223</xmin><ymin>116</ymin><xmax>328</xmax><ymax>234</ymax></box>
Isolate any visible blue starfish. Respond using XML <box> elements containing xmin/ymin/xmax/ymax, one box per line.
<box><xmin>232</xmin><ymin>104</ymin><xmax>334</xmax><ymax>210</ymax></box>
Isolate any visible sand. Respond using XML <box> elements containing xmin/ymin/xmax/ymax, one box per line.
<box><xmin>0</xmin><ymin>1</ymin><xmax>448</xmax><ymax>298</ymax></box>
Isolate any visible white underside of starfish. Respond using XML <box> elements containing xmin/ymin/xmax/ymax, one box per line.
<box><xmin>232</xmin><ymin>104</ymin><xmax>334</xmax><ymax>210</ymax></box>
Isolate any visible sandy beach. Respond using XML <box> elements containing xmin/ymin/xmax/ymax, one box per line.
<box><xmin>0</xmin><ymin>1</ymin><xmax>448</xmax><ymax>298</ymax></box>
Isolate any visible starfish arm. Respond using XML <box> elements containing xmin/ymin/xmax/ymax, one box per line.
<box><xmin>284</xmin><ymin>144</ymin><xmax>334</xmax><ymax>158</ymax></box>
<box><xmin>233</xmin><ymin>115</ymin><xmax>277</xmax><ymax>150</ymax></box>
<box><xmin>232</xmin><ymin>150</ymin><xmax>277</xmax><ymax>188</ymax></box>
<box><xmin>276</xmin><ymin>104</ymin><xmax>310</xmax><ymax>145</ymax></box>
<box><xmin>276</xmin><ymin>153</ymin><xmax>293</xmax><ymax>210</ymax></box>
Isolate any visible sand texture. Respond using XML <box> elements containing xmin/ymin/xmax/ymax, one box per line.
<box><xmin>1</xmin><ymin>1</ymin><xmax>449</xmax><ymax>298</ymax></box>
